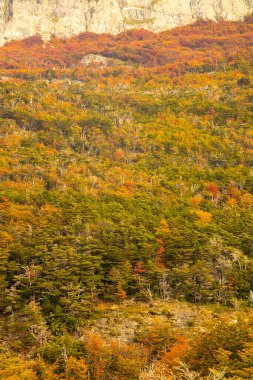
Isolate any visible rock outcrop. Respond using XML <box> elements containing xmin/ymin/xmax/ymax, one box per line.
<box><xmin>0</xmin><ymin>0</ymin><xmax>252</xmax><ymax>44</ymax></box>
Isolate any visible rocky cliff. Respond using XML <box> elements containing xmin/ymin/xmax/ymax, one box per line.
<box><xmin>0</xmin><ymin>0</ymin><xmax>252</xmax><ymax>44</ymax></box>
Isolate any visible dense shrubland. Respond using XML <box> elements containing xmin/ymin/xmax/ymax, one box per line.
<box><xmin>0</xmin><ymin>18</ymin><xmax>252</xmax><ymax>379</ymax></box>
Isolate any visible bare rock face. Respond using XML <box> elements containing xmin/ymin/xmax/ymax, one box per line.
<box><xmin>80</xmin><ymin>54</ymin><xmax>110</xmax><ymax>67</ymax></box>
<box><xmin>0</xmin><ymin>0</ymin><xmax>252</xmax><ymax>45</ymax></box>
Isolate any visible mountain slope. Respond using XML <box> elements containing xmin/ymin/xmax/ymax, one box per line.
<box><xmin>0</xmin><ymin>18</ymin><xmax>252</xmax><ymax>380</ymax></box>
<box><xmin>0</xmin><ymin>0</ymin><xmax>253</xmax><ymax>44</ymax></box>
<box><xmin>0</xmin><ymin>18</ymin><xmax>252</xmax><ymax>316</ymax></box>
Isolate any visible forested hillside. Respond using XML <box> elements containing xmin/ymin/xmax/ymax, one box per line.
<box><xmin>0</xmin><ymin>18</ymin><xmax>252</xmax><ymax>379</ymax></box>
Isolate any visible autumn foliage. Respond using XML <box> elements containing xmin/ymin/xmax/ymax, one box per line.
<box><xmin>0</xmin><ymin>16</ymin><xmax>252</xmax><ymax>380</ymax></box>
